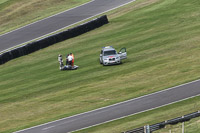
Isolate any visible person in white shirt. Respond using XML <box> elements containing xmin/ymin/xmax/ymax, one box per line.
<box><xmin>67</xmin><ymin>54</ymin><xmax>73</xmax><ymax>66</ymax></box>
<box><xmin>66</xmin><ymin>54</ymin><xmax>69</xmax><ymax>65</ymax></box>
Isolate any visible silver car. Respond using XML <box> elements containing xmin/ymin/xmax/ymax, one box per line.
<box><xmin>100</xmin><ymin>46</ymin><xmax>127</xmax><ymax>65</ymax></box>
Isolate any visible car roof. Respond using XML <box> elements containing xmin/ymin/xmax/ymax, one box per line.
<box><xmin>102</xmin><ymin>46</ymin><xmax>116</xmax><ymax>51</ymax></box>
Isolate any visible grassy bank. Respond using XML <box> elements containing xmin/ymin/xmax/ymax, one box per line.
<box><xmin>0</xmin><ymin>0</ymin><xmax>90</xmax><ymax>35</ymax></box>
<box><xmin>74</xmin><ymin>96</ymin><xmax>200</xmax><ymax>133</ymax></box>
<box><xmin>1</xmin><ymin>0</ymin><xmax>200</xmax><ymax>132</ymax></box>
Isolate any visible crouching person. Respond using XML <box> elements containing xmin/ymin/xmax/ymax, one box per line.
<box><xmin>67</xmin><ymin>53</ymin><xmax>74</xmax><ymax>66</ymax></box>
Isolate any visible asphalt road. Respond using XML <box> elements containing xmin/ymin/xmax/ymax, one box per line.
<box><xmin>0</xmin><ymin>0</ymin><xmax>135</xmax><ymax>53</ymax></box>
<box><xmin>3</xmin><ymin>0</ymin><xmax>200</xmax><ymax>133</ymax></box>
<box><xmin>14</xmin><ymin>79</ymin><xmax>200</xmax><ymax>133</ymax></box>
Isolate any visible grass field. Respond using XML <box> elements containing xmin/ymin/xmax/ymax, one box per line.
<box><xmin>74</xmin><ymin>97</ymin><xmax>200</xmax><ymax>133</ymax></box>
<box><xmin>1</xmin><ymin>0</ymin><xmax>200</xmax><ymax>132</ymax></box>
<box><xmin>0</xmin><ymin>0</ymin><xmax>90</xmax><ymax>35</ymax></box>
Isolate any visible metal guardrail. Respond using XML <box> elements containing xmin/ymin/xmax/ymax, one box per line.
<box><xmin>122</xmin><ymin>127</ymin><xmax>144</xmax><ymax>133</ymax></box>
<box><xmin>123</xmin><ymin>111</ymin><xmax>200</xmax><ymax>133</ymax></box>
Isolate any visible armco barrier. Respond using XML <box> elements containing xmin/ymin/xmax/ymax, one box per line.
<box><xmin>122</xmin><ymin>127</ymin><xmax>144</xmax><ymax>133</ymax></box>
<box><xmin>123</xmin><ymin>111</ymin><xmax>200</xmax><ymax>133</ymax></box>
<box><xmin>0</xmin><ymin>52</ymin><xmax>12</xmax><ymax>64</ymax></box>
<box><xmin>0</xmin><ymin>15</ymin><xmax>109</xmax><ymax>65</ymax></box>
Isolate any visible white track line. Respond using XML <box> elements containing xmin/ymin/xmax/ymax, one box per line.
<box><xmin>71</xmin><ymin>94</ymin><xmax>200</xmax><ymax>133</ymax></box>
<box><xmin>0</xmin><ymin>0</ymin><xmax>95</xmax><ymax>37</ymax></box>
<box><xmin>42</xmin><ymin>126</ymin><xmax>55</xmax><ymax>131</ymax></box>
<box><xmin>8</xmin><ymin>0</ymin><xmax>200</xmax><ymax>132</ymax></box>
<box><xmin>0</xmin><ymin>0</ymin><xmax>136</xmax><ymax>54</ymax></box>
<box><xmin>13</xmin><ymin>78</ymin><xmax>200</xmax><ymax>133</ymax></box>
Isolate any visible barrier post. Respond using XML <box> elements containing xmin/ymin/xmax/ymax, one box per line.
<box><xmin>144</xmin><ymin>125</ymin><xmax>150</xmax><ymax>133</ymax></box>
<box><xmin>182</xmin><ymin>116</ymin><xmax>184</xmax><ymax>133</ymax></box>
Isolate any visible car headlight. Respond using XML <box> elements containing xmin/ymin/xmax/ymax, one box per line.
<box><xmin>116</xmin><ymin>57</ymin><xmax>119</xmax><ymax>59</ymax></box>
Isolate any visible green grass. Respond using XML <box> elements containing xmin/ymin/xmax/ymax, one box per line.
<box><xmin>0</xmin><ymin>0</ymin><xmax>90</xmax><ymax>35</ymax></box>
<box><xmin>1</xmin><ymin>0</ymin><xmax>200</xmax><ymax>132</ymax></box>
<box><xmin>74</xmin><ymin>96</ymin><xmax>200</xmax><ymax>133</ymax></box>
<box><xmin>0</xmin><ymin>0</ymin><xmax>9</xmax><ymax>5</ymax></box>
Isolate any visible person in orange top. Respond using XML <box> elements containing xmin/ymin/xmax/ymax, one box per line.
<box><xmin>71</xmin><ymin>53</ymin><xmax>74</xmax><ymax>66</ymax></box>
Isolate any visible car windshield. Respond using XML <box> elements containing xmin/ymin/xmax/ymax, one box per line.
<box><xmin>104</xmin><ymin>50</ymin><xmax>116</xmax><ymax>56</ymax></box>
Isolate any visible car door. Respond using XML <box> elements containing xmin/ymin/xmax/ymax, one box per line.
<box><xmin>100</xmin><ymin>50</ymin><xmax>103</xmax><ymax>63</ymax></box>
<box><xmin>118</xmin><ymin>48</ymin><xmax>127</xmax><ymax>60</ymax></box>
